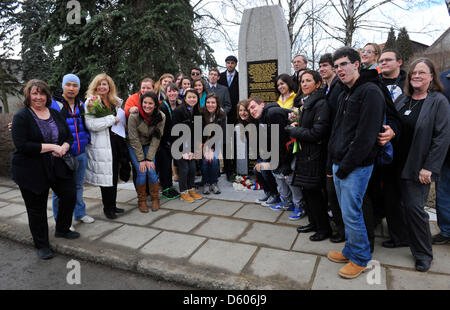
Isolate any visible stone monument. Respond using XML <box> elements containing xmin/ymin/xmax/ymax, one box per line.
<box><xmin>238</xmin><ymin>6</ymin><xmax>291</xmax><ymax>103</ymax></box>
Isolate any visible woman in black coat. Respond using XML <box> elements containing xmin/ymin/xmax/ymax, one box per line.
<box><xmin>285</xmin><ymin>70</ymin><xmax>332</xmax><ymax>241</ymax></box>
<box><xmin>11</xmin><ymin>80</ymin><xmax>78</xmax><ymax>260</ymax></box>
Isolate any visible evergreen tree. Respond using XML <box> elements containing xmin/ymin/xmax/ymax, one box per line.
<box><xmin>384</xmin><ymin>27</ymin><xmax>397</xmax><ymax>50</ymax></box>
<box><xmin>0</xmin><ymin>0</ymin><xmax>21</xmax><ymax>114</ymax></box>
<box><xmin>39</xmin><ymin>0</ymin><xmax>217</xmax><ymax>97</ymax></box>
<box><xmin>396</xmin><ymin>27</ymin><xmax>413</xmax><ymax>63</ymax></box>
<box><xmin>18</xmin><ymin>0</ymin><xmax>54</xmax><ymax>83</ymax></box>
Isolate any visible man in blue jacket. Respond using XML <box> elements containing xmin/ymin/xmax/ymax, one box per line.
<box><xmin>51</xmin><ymin>74</ymin><xmax>93</xmax><ymax>228</ymax></box>
<box><xmin>327</xmin><ymin>47</ymin><xmax>385</xmax><ymax>279</ymax></box>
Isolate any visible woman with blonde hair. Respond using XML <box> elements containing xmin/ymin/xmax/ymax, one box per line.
<box><xmin>361</xmin><ymin>43</ymin><xmax>381</xmax><ymax>71</ymax></box>
<box><xmin>84</xmin><ymin>73</ymin><xmax>127</xmax><ymax>220</ymax></box>
<box><xmin>154</xmin><ymin>73</ymin><xmax>175</xmax><ymax>102</ymax></box>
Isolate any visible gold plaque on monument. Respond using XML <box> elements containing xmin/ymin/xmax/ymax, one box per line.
<box><xmin>247</xmin><ymin>60</ymin><xmax>278</xmax><ymax>103</ymax></box>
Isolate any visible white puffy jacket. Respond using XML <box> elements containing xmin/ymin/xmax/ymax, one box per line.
<box><xmin>84</xmin><ymin>97</ymin><xmax>123</xmax><ymax>187</ymax></box>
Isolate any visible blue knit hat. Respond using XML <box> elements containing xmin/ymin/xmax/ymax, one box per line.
<box><xmin>62</xmin><ymin>74</ymin><xmax>80</xmax><ymax>89</ymax></box>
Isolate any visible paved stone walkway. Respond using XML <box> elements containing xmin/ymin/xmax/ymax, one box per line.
<box><xmin>0</xmin><ymin>176</ymin><xmax>449</xmax><ymax>290</ymax></box>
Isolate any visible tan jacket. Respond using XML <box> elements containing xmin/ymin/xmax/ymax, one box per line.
<box><xmin>128</xmin><ymin>111</ymin><xmax>166</xmax><ymax>162</ymax></box>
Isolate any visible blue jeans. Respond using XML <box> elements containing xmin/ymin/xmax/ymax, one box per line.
<box><xmin>202</xmin><ymin>157</ymin><xmax>219</xmax><ymax>184</ymax></box>
<box><xmin>128</xmin><ymin>145</ymin><xmax>159</xmax><ymax>185</ymax></box>
<box><xmin>333</xmin><ymin>164</ymin><xmax>373</xmax><ymax>267</ymax></box>
<box><xmin>436</xmin><ymin>161</ymin><xmax>450</xmax><ymax>238</ymax></box>
<box><xmin>53</xmin><ymin>152</ymin><xmax>87</xmax><ymax>221</ymax></box>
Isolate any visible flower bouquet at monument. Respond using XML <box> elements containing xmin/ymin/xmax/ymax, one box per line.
<box><xmin>86</xmin><ymin>96</ymin><xmax>114</xmax><ymax>118</ymax></box>
<box><xmin>287</xmin><ymin>107</ymin><xmax>301</xmax><ymax>153</ymax></box>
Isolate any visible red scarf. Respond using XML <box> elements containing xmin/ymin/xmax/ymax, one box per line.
<box><xmin>138</xmin><ymin>104</ymin><xmax>152</xmax><ymax>126</ymax></box>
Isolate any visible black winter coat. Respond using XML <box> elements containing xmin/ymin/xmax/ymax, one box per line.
<box><xmin>285</xmin><ymin>91</ymin><xmax>330</xmax><ymax>189</ymax></box>
<box><xmin>172</xmin><ymin>103</ymin><xmax>202</xmax><ymax>155</ymax></box>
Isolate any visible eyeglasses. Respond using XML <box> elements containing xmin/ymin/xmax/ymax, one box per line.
<box><xmin>379</xmin><ymin>58</ymin><xmax>395</xmax><ymax>63</ymax></box>
<box><xmin>411</xmin><ymin>71</ymin><xmax>431</xmax><ymax>77</ymax></box>
<box><xmin>191</xmin><ymin>72</ymin><xmax>201</xmax><ymax>76</ymax></box>
<box><xmin>361</xmin><ymin>50</ymin><xmax>376</xmax><ymax>55</ymax></box>
<box><xmin>333</xmin><ymin>61</ymin><xmax>352</xmax><ymax>70</ymax></box>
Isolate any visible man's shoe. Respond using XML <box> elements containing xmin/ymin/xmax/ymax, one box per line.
<box><xmin>338</xmin><ymin>261</ymin><xmax>367</xmax><ymax>279</ymax></box>
<box><xmin>297</xmin><ymin>223</ymin><xmax>316</xmax><ymax>233</ymax></box>
<box><xmin>210</xmin><ymin>183</ymin><xmax>221</xmax><ymax>194</ymax></box>
<box><xmin>415</xmin><ymin>259</ymin><xmax>431</xmax><ymax>272</ymax></box>
<box><xmin>270</xmin><ymin>201</ymin><xmax>284</xmax><ymax>211</ymax></box>
<box><xmin>188</xmin><ymin>189</ymin><xmax>203</xmax><ymax>200</ymax></box>
<box><xmin>55</xmin><ymin>231</ymin><xmax>81</xmax><ymax>239</ymax></box>
<box><xmin>104</xmin><ymin>210</ymin><xmax>117</xmax><ymax>220</ymax></box>
<box><xmin>330</xmin><ymin>232</ymin><xmax>346</xmax><ymax>243</ymax></box>
<box><xmin>78</xmin><ymin>215</ymin><xmax>95</xmax><ymax>224</ymax></box>
<box><xmin>309</xmin><ymin>232</ymin><xmax>331</xmax><ymax>242</ymax></box>
<box><xmin>432</xmin><ymin>234</ymin><xmax>450</xmax><ymax>245</ymax></box>
<box><xmin>261</xmin><ymin>195</ymin><xmax>280</xmax><ymax>207</ymax></box>
<box><xmin>382</xmin><ymin>240</ymin><xmax>409</xmax><ymax>248</ymax></box>
<box><xmin>257</xmin><ymin>192</ymin><xmax>271</xmax><ymax>203</ymax></box>
<box><xmin>180</xmin><ymin>191</ymin><xmax>195</xmax><ymax>203</ymax></box>
<box><xmin>37</xmin><ymin>248</ymin><xmax>53</xmax><ymax>260</ymax></box>
<box><xmin>113</xmin><ymin>207</ymin><xmax>125</xmax><ymax>214</ymax></box>
<box><xmin>289</xmin><ymin>206</ymin><xmax>306</xmax><ymax>221</ymax></box>
<box><xmin>203</xmin><ymin>184</ymin><xmax>210</xmax><ymax>195</ymax></box>
<box><xmin>327</xmin><ymin>251</ymin><xmax>349</xmax><ymax>263</ymax></box>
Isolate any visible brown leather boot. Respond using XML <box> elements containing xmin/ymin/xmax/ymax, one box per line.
<box><xmin>136</xmin><ymin>184</ymin><xmax>149</xmax><ymax>213</ymax></box>
<box><xmin>149</xmin><ymin>183</ymin><xmax>160</xmax><ymax>212</ymax></box>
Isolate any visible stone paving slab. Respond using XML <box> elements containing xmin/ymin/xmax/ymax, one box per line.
<box><xmin>72</xmin><ymin>219</ymin><xmax>122</xmax><ymax>241</ymax></box>
<box><xmin>428</xmin><ymin>244</ymin><xmax>450</xmax><ymax>274</ymax></box>
<box><xmin>150</xmin><ymin>212</ymin><xmax>208</xmax><ymax>233</ymax></box>
<box><xmin>100</xmin><ymin>224</ymin><xmax>161</xmax><ymax>249</ymax></box>
<box><xmin>195</xmin><ymin>200</ymin><xmax>243</xmax><ymax>217</ymax></box>
<box><xmin>388</xmin><ymin>268</ymin><xmax>450</xmax><ymax>290</ymax></box>
<box><xmin>140</xmin><ymin>231</ymin><xmax>206</xmax><ymax>259</ymax></box>
<box><xmin>192</xmin><ymin>216</ymin><xmax>250</xmax><ymax>240</ymax></box>
<box><xmin>293</xmin><ymin>231</ymin><xmax>341</xmax><ymax>256</ymax></box>
<box><xmin>0</xmin><ymin>189</ymin><xmax>22</xmax><ymax>200</ymax></box>
<box><xmin>312</xmin><ymin>258</ymin><xmax>387</xmax><ymax>290</ymax></box>
<box><xmin>189</xmin><ymin>239</ymin><xmax>257</xmax><ymax>274</ymax></box>
<box><xmin>0</xmin><ymin>203</ymin><xmax>27</xmax><ymax>218</ymax></box>
<box><xmin>239</xmin><ymin>222</ymin><xmax>298</xmax><ymax>250</ymax></box>
<box><xmin>0</xmin><ymin>201</ymin><xmax>10</xmax><ymax>208</ymax></box>
<box><xmin>233</xmin><ymin>204</ymin><xmax>281</xmax><ymax>222</ymax></box>
<box><xmin>160</xmin><ymin>197</ymin><xmax>206</xmax><ymax>212</ymax></box>
<box><xmin>0</xmin><ymin>186</ymin><xmax>13</xmax><ymax>194</ymax></box>
<box><xmin>116</xmin><ymin>189</ymin><xmax>139</xmax><ymax>203</ymax></box>
<box><xmin>246</xmin><ymin>247</ymin><xmax>318</xmax><ymax>289</ymax></box>
<box><xmin>112</xmin><ymin>208</ymin><xmax>170</xmax><ymax>226</ymax></box>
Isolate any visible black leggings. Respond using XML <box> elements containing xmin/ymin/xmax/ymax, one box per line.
<box><xmin>176</xmin><ymin>158</ymin><xmax>196</xmax><ymax>192</ymax></box>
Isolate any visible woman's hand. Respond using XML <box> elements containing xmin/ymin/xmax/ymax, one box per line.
<box><xmin>129</xmin><ymin>107</ymin><xmax>139</xmax><ymax>114</ymax></box>
<box><xmin>139</xmin><ymin>161</ymin><xmax>147</xmax><ymax>173</ymax></box>
<box><xmin>419</xmin><ymin>169</ymin><xmax>432</xmax><ymax>184</ymax></box>
<box><xmin>146</xmin><ymin>161</ymin><xmax>155</xmax><ymax>171</ymax></box>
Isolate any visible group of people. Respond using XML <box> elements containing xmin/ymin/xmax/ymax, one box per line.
<box><xmin>10</xmin><ymin>45</ymin><xmax>450</xmax><ymax>282</ymax></box>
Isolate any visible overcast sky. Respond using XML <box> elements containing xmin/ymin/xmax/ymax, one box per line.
<box><xmin>206</xmin><ymin>1</ymin><xmax>450</xmax><ymax>71</ymax></box>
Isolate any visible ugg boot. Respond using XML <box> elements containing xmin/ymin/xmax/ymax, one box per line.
<box><xmin>149</xmin><ymin>183</ymin><xmax>161</xmax><ymax>212</ymax></box>
<box><xmin>136</xmin><ymin>184</ymin><xmax>149</xmax><ymax>213</ymax></box>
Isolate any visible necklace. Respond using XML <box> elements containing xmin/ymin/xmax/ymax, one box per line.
<box><xmin>404</xmin><ymin>98</ymin><xmax>421</xmax><ymax>116</ymax></box>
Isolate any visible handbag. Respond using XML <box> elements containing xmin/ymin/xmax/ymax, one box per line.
<box><xmin>63</xmin><ymin>153</ymin><xmax>79</xmax><ymax>171</ymax></box>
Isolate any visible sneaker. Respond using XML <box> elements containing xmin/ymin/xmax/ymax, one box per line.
<box><xmin>256</xmin><ymin>192</ymin><xmax>271</xmax><ymax>203</ymax></box>
<box><xmin>432</xmin><ymin>233</ymin><xmax>450</xmax><ymax>245</ymax></box>
<box><xmin>289</xmin><ymin>207</ymin><xmax>306</xmax><ymax>221</ymax></box>
<box><xmin>261</xmin><ymin>195</ymin><xmax>281</xmax><ymax>207</ymax></box>
<box><xmin>210</xmin><ymin>183</ymin><xmax>221</xmax><ymax>194</ymax></box>
<box><xmin>270</xmin><ymin>202</ymin><xmax>284</xmax><ymax>211</ymax></box>
<box><xmin>203</xmin><ymin>184</ymin><xmax>211</xmax><ymax>195</ymax></box>
<box><xmin>69</xmin><ymin>225</ymin><xmax>76</xmax><ymax>232</ymax></box>
<box><xmin>188</xmin><ymin>189</ymin><xmax>203</xmax><ymax>200</ymax></box>
<box><xmin>78</xmin><ymin>215</ymin><xmax>95</xmax><ymax>224</ymax></box>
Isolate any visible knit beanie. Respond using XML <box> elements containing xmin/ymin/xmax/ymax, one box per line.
<box><xmin>62</xmin><ymin>74</ymin><xmax>80</xmax><ymax>89</ymax></box>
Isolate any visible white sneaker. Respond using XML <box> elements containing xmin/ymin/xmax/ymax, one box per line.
<box><xmin>69</xmin><ymin>225</ymin><xmax>76</xmax><ymax>232</ymax></box>
<box><xmin>78</xmin><ymin>215</ymin><xmax>95</xmax><ymax>224</ymax></box>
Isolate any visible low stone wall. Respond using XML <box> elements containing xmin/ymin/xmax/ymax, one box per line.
<box><xmin>0</xmin><ymin>114</ymin><xmax>14</xmax><ymax>178</ymax></box>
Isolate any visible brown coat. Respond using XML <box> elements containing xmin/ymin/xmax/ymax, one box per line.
<box><xmin>128</xmin><ymin>111</ymin><xmax>165</xmax><ymax>162</ymax></box>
